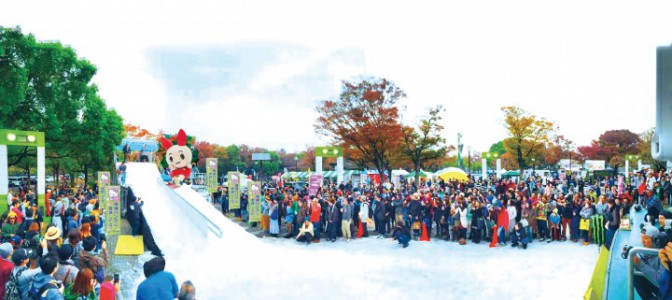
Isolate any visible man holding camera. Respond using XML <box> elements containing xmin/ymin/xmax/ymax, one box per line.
<box><xmin>633</xmin><ymin>225</ymin><xmax>666</xmax><ymax>299</ymax></box>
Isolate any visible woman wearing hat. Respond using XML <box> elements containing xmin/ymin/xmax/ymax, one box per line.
<box><xmin>44</xmin><ymin>225</ymin><xmax>63</xmax><ymax>257</ymax></box>
<box><xmin>2</xmin><ymin>212</ymin><xmax>20</xmax><ymax>243</ymax></box>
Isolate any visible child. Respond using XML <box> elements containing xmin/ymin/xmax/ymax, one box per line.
<box><xmin>510</xmin><ymin>222</ymin><xmax>529</xmax><ymax>249</ymax></box>
<box><xmin>579</xmin><ymin>200</ymin><xmax>594</xmax><ymax>245</ymax></box>
<box><xmin>549</xmin><ymin>208</ymin><xmax>561</xmax><ymax>242</ymax></box>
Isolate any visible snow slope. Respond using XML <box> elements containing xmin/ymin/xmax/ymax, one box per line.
<box><xmin>124</xmin><ymin>163</ymin><xmax>598</xmax><ymax>300</ymax></box>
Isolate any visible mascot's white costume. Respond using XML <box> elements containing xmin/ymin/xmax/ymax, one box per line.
<box><xmin>160</xmin><ymin>129</ymin><xmax>193</xmax><ymax>187</ymax></box>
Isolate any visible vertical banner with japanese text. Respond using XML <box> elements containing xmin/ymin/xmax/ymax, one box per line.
<box><xmin>309</xmin><ymin>174</ymin><xmax>322</xmax><ymax>196</ymax></box>
<box><xmin>105</xmin><ymin>186</ymin><xmax>121</xmax><ymax>235</ymax></box>
<box><xmin>98</xmin><ymin>171</ymin><xmax>110</xmax><ymax>199</ymax></box>
<box><xmin>228</xmin><ymin>172</ymin><xmax>241</xmax><ymax>209</ymax></box>
<box><xmin>247</xmin><ymin>181</ymin><xmax>261</xmax><ymax>223</ymax></box>
<box><xmin>206</xmin><ymin>158</ymin><xmax>218</xmax><ymax>193</ymax></box>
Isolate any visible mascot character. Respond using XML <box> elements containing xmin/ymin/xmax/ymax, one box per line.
<box><xmin>160</xmin><ymin>129</ymin><xmax>193</xmax><ymax>186</ymax></box>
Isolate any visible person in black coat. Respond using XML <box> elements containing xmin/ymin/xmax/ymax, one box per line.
<box><xmin>384</xmin><ymin>199</ymin><xmax>394</xmax><ymax>234</ymax></box>
<box><xmin>373</xmin><ymin>197</ymin><xmax>387</xmax><ymax>237</ymax></box>
<box><xmin>510</xmin><ymin>222</ymin><xmax>529</xmax><ymax>249</ymax></box>
<box><xmin>471</xmin><ymin>201</ymin><xmax>484</xmax><ymax>244</ymax></box>
<box><xmin>129</xmin><ymin>197</ymin><xmax>144</xmax><ymax>236</ymax></box>
<box><xmin>408</xmin><ymin>197</ymin><xmax>422</xmax><ymax>239</ymax></box>
<box><xmin>392</xmin><ymin>223</ymin><xmax>410</xmax><ymax>248</ymax></box>
<box><xmin>433</xmin><ymin>201</ymin><xmax>445</xmax><ymax>238</ymax></box>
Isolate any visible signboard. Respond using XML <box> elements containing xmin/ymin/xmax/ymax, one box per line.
<box><xmin>584</xmin><ymin>160</ymin><xmax>606</xmax><ymax>171</ymax></box>
<box><xmin>206</xmin><ymin>158</ymin><xmax>218</xmax><ymax>193</ymax></box>
<box><xmin>105</xmin><ymin>186</ymin><xmax>121</xmax><ymax>235</ymax></box>
<box><xmin>98</xmin><ymin>171</ymin><xmax>110</xmax><ymax>199</ymax></box>
<box><xmin>308</xmin><ymin>174</ymin><xmax>322</xmax><ymax>196</ymax></box>
<box><xmin>228</xmin><ymin>172</ymin><xmax>241</xmax><ymax>209</ymax></box>
<box><xmin>314</xmin><ymin>146</ymin><xmax>342</xmax><ymax>158</ymax></box>
<box><xmin>252</xmin><ymin>153</ymin><xmax>271</xmax><ymax>161</ymax></box>
<box><xmin>247</xmin><ymin>181</ymin><xmax>262</xmax><ymax>223</ymax></box>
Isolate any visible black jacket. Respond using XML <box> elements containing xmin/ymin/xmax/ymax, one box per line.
<box><xmin>374</xmin><ymin>201</ymin><xmax>386</xmax><ymax>220</ymax></box>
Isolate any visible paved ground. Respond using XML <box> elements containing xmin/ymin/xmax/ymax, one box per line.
<box><xmin>107</xmin><ymin>219</ymin><xmax>145</xmax><ymax>300</ymax></box>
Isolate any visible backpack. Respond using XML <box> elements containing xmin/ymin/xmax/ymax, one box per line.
<box><xmin>93</xmin><ymin>267</ymin><xmax>105</xmax><ymax>284</ymax></box>
<box><xmin>4</xmin><ymin>268</ymin><xmax>25</xmax><ymax>300</ymax></box>
<box><xmin>22</xmin><ymin>234</ymin><xmax>40</xmax><ymax>254</ymax></box>
<box><xmin>29</xmin><ymin>281</ymin><xmax>58</xmax><ymax>300</ymax></box>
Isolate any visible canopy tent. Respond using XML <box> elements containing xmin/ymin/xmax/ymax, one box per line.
<box><xmin>435</xmin><ymin>167</ymin><xmax>469</xmax><ymax>182</ymax></box>
<box><xmin>281</xmin><ymin>171</ymin><xmax>310</xmax><ymax>181</ymax></box>
<box><xmin>321</xmin><ymin>170</ymin><xmax>358</xmax><ymax>179</ymax></box>
<box><xmin>391</xmin><ymin>169</ymin><xmax>409</xmax><ymax>177</ymax></box>
<box><xmin>405</xmin><ymin>170</ymin><xmax>433</xmax><ymax>179</ymax></box>
<box><xmin>116</xmin><ymin>138</ymin><xmax>159</xmax><ymax>152</ymax></box>
<box><xmin>500</xmin><ymin>170</ymin><xmax>520</xmax><ymax>178</ymax></box>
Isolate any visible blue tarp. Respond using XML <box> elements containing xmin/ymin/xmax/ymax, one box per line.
<box><xmin>117</xmin><ymin>138</ymin><xmax>159</xmax><ymax>152</ymax></box>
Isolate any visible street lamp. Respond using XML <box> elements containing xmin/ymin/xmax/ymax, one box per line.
<box><xmin>294</xmin><ymin>156</ymin><xmax>298</xmax><ymax>171</ymax></box>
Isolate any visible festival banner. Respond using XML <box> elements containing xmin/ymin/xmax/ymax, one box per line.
<box><xmin>248</xmin><ymin>181</ymin><xmax>262</xmax><ymax>223</ymax></box>
<box><xmin>105</xmin><ymin>186</ymin><xmax>121</xmax><ymax>235</ymax></box>
<box><xmin>97</xmin><ymin>171</ymin><xmax>110</xmax><ymax>199</ymax></box>
<box><xmin>206</xmin><ymin>158</ymin><xmax>218</xmax><ymax>193</ymax></box>
<box><xmin>228</xmin><ymin>172</ymin><xmax>241</xmax><ymax>209</ymax></box>
<box><xmin>309</xmin><ymin>174</ymin><xmax>322</xmax><ymax>196</ymax></box>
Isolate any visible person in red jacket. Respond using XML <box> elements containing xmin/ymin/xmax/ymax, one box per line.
<box><xmin>0</xmin><ymin>243</ymin><xmax>14</xmax><ymax>297</ymax></box>
<box><xmin>310</xmin><ymin>199</ymin><xmax>322</xmax><ymax>242</ymax></box>
<box><xmin>497</xmin><ymin>205</ymin><xmax>509</xmax><ymax>246</ymax></box>
<box><xmin>9</xmin><ymin>200</ymin><xmax>23</xmax><ymax>225</ymax></box>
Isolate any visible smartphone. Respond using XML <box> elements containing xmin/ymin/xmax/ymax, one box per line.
<box><xmin>113</xmin><ymin>274</ymin><xmax>119</xmax><ymax>284</ymax></box>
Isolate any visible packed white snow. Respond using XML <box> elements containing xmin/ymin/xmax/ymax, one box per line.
<box><xmin>124</xmin><ymin>163</ymin><xmax>598</xmax><ymax>300</ymax></box>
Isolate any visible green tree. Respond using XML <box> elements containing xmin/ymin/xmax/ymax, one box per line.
<box><xmin>401</xmin><ymin>105</ymin><xmax>447</xmax><ymax>185</ymax></box>
<box><xmin>0</xmin><ymin>27</ymin><xmax>122</xmax><ymax>181</ymax></box>
<box><xmin>489</xmin><ymin>141</ymin><xmax>506</xmax><ymax>156</ymax></box>
<box><xmin>222</xmin><ymin>145</ymin><xmax>246</xmax><ymax>173</ymax></box>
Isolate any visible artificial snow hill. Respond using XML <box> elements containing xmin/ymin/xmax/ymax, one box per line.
<box><xmin>124</xmin><ymin>163</ymin><xmax>597</xmax><ymax>300</ymax></box>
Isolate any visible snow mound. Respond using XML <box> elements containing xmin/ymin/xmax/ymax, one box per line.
<box><xmin>124</xmin><ymin>163</ymin><xmax>597</xmax><ymax>299</ymax></box>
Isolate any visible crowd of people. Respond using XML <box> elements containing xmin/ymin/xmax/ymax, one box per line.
<box><xmin>219</xmin><ymin>170</ymin><xmax>672</xmax><ymax>252</ymax></box>
<box><xmin>2</xmin><ymin>182</ymin><xmax>196</xmax><ymax>300</ymax></box>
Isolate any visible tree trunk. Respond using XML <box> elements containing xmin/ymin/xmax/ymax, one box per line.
<box><xmin>84</xmin><ymin>165</ymin><xmax>88</xmax><ymax>188</ymax></box>
<box><xmin>517</xmin><ymin>142</ymin><xmax>525</xmax><ymax>170</ymax></box>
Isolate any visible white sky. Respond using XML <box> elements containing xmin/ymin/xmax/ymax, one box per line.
<box><xmin>3</xmin><ymin>0</ymin><xmax>672</xmax><ymax>153</ymax></box>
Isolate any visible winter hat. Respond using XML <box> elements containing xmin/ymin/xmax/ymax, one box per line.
<box><xmin>642</xmin><ymin>225</ymin><xmax>660</xmax><ymax>238</ymax></box>
<box><xmin>11</xmin><ymin>248</ymin><xmax>29</xmax><ymax>265</ymax></box>
<box><xmin>552</xmin><ymin>208</ymin><xmax>558</xmax><ymax>214</ymax></box>
<box><xmin>44</xmin><ymin>226</ymin><xmax>62</xmax><ymax>241</ymax></box>
<box><xmin>0</xmin><ymin>243</ymin><xmax>12</xmax><ymax>259</ymax></box>
<box><xmin>7</xmin><ymin>211</ymin><xmax>16</xmax><ymax>219</ymax></box>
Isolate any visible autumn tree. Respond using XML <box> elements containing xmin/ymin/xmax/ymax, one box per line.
<box><xmin>578</xmin><ymin>129</ymin><xmax>641</xmax><ymax>173</ymax></box>
<box><xmin>123</xmin><ymin>124</ymin><xmax>159</xmax><ymax>139</ymax></box>
<box><xmin>501</xmin><ymin>106</ymin><xmax>557</xmax><ymax>170</ymax></box>
<box><xmin>402</xmin><ymin>106</ymin><xmax>448</xmax><ymax>184</ymax></box>
<box><xmin>315</xmin><ymin>78</ymin><xmax>405</xmax><ymax>179</ymax></box>
<box><xmin>640</xmin><ymin>128</ymin><xmax>667</xmax><ymax>171</ymax></box>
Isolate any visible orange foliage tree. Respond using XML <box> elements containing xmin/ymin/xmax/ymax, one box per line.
<box><xmin>123</xmin><ymin>124</ymin><xmax>159</xmax><ymax>139</ymax></box>
<box><xmin>501</xmin><ymin>106</ymin><xmax>557</xmax><ymax>170</ymax></box>
<box><xmin>315</xmin><ymin>78</ymin><xmax>405</xmax><ymax>179</ymax></box>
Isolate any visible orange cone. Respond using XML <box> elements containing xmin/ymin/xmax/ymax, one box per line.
<box><xmin>420</xmin><ymin>223</ymin><xmax>430</xmax><ymax>241</ymax></box>
<box><xmin>489</xmin><ymin>225</ymin><xmax>498</xmax><ymax>248</ymax></box>
<box><xmin>356</xmin><ymin>221</ymin><xmax>364</xmax><ymax>238</ymax></box>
